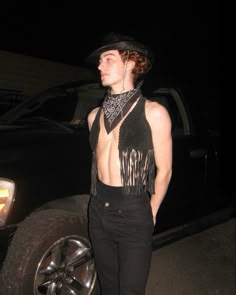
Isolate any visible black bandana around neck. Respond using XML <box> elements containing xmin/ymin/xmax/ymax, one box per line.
<box><xmin>102</xmin><ymin>88</ymin><xmax>141</xmax><ymax>134</ymax></box>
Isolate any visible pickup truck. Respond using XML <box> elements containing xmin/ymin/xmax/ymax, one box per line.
<box><xmin>0</xmin><ymin>79</ymin><xmax>233</xmax><ymax>295</ymax></box>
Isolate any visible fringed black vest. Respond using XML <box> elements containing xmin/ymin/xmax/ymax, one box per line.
<box><xmin>89</xmin><ymin>95</ymin><xmax>155</xmax><ymax>196</ymax></box>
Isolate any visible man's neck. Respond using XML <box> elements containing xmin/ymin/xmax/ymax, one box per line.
<box><xmin>110</xmin><ymin>82</ymin><xmax>135</xmax><ymax>95</ymax></box>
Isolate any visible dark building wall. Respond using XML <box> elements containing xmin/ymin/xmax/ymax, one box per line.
<box><xmin>0</xmin><ymin>50</ymin><xmax>96</xmax><ymax>96</ymax></box>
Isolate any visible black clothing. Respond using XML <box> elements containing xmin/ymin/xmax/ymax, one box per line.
<box><xmin>86</xmin><ymin>32</ymin><xmax>155</xmax><ymax>66</ymax></box>
<box><xmin>102</xmin><ymin>88</ymin><xmax>141</xmax><ymax>134</ymax></box>
<box><xmin>88</xmin><ymin>180</ymin><xmax>154</xmax><ymax>295</ymax></box>
<box><xmin>89</xmin><ymin>95</ymin><xmax>156</xmax><ymax>196</ymax></box>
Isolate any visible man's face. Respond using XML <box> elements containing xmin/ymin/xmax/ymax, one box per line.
<box><xmin>98</xmin><ymin>50</ymin><xmax>125</xmax><ymax>87</ymax></box>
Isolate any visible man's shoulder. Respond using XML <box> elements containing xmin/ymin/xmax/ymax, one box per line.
<box><xmin>144</xmin><ymin>98</ymin><xmax>171</xmax><ymax>122</ymax></box>
<box><xmin>87</xmin><ymin>107</ymin><xmax>101</xmax><ymax>130</ymax></box>
<box><xmin>88</xmin><ymin>106</ymin><xmax>101</xmax><ymax>116</ymax></box>
<box><xmin>144</xmin><ymin>98</ymin><xmax>164</xmax><ymax>112</ymax></box>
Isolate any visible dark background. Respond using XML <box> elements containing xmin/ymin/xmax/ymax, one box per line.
<box><xmin>1</xmin><ymin>1</ymin><xmax>221</xmax><ymax>127</ymax></box>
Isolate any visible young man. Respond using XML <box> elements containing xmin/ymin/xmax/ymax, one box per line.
<box><xmin>87</xmin><ymin>32</ymin><xmax>172</xmax><ymax>295</ymax></box>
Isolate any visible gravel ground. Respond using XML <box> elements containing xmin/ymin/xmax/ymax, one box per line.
<box><xmin>146</xmin><ymin>217</ymin><xmax>236</xmax><ymax>295</ymax></box>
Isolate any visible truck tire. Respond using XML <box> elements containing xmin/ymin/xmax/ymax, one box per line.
<box><xmin>0</xmin><ymin>208</ymin><xmax>100</xmax><ymax>295</ymax></box>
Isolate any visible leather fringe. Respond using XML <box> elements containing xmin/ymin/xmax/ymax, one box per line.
<box><xmin>90</xmin><ymin>151</ymin><xmax>97</xmax><ymax>196</ymax></box>
<box><xmin>90</xmin><ymin>149</ymin><xmax>155</xmax><ymax>196</ymax></box>
<box><xmin>120</xmin><ymin>148</ymin><xmax>155</xmax><ymax>195</ymax></box>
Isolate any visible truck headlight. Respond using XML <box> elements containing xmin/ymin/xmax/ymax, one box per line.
<box><xmin>0</xmin><ymin>178</ymin><xmax>15</xmax><ymax>226</ymax></box>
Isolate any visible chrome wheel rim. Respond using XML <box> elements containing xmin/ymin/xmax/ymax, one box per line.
<box><xmin>34</xmin><ymin>235</ymin><xmax>96</xmax><ymax>295</ymax></box>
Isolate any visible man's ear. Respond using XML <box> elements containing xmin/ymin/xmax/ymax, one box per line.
<box><xmin>128</xmin><ymin>60</ymin><xmax>135</xmax><ymax>71</ymax></box>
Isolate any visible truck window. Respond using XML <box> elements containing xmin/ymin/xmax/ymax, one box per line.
<box><xmin>72</xmin><ymin>83</ymin><xmax>106</xmax><ymax>125</ymax></box>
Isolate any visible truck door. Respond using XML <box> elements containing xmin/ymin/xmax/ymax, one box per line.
<box><xmin>150</xmin><ymin>88</ymin><xmax>208</xmax><ymax>231</ymax></box>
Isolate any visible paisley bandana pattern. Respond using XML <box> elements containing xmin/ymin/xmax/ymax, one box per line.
<box><xmin>102</xmin><ymin>88</ymin><xmax>141</xmax><ymax>134</ymax></box>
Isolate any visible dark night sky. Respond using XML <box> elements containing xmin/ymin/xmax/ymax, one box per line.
<box><xmin>1</xmin><ymin>2</ymin><xmax>221</xmax><ymax>100</ymax></box>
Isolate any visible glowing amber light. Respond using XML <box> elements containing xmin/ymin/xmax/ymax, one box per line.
<box><xmin>0</xmin><ymin>204</ymin><xmax>4</xmax><ymax>210</ymax></box>
<box><xmin>0</xmin><ymin>189</ymin><xmax>9</xmax><ymax>198</ymax></box>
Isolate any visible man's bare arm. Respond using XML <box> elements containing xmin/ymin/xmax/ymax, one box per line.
<box><xmin>146</xmin><ymin>100</ymin><xmax>172</xmax><ymax>225</ymax></box>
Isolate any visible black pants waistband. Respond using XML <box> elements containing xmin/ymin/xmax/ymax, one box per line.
<box><xmin>97</xmin><ymin>180</ymin><xmax>122</xmax><ymax>194</ymax></box>
<box><xmin>96</xmin><ymin>180</ymin><xmax>149</xmax><ymax>201</ymax></box>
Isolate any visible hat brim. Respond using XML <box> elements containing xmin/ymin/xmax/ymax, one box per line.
<box><xmin>86</xmin><ymin>40</ymin><xmax>154</xmax><ymax>65</ymax></box>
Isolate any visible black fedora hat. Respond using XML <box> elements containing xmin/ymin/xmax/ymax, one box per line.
<box><xmin>86</xmin><ymin>32</ymin><xmax>155</xmax><ymax>65</ymax></box>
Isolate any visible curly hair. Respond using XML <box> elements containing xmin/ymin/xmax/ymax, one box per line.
<box><xmin>119</xmin><ymin>50</ymin><xmax>152</xmax><ymax>82</ymax></box>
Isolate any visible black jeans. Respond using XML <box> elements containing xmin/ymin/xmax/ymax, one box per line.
<box><xmin>88</xmin><ymin>181</ymin><xmax>154</xmax><ymax>295</ymax></box>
